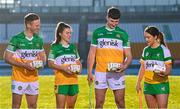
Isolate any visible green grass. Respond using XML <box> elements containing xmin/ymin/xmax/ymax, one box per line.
<box><xmin>0</xmin><ymin>75</ymin><xmax>180</xmax><ymax>108</ymax></box>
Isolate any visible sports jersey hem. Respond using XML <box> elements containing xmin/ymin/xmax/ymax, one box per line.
<box><xmin>48</xmin><ymin>58</ymin><xmax>55</xmax><ymax>61</ymax></box>
<box><xmin>12</xmin><ymin>79</ymin><xmax>38</xmax><ymax>83</ymax></box>
<box><xmin>75</xmin><ymin>57</ymin><xmax>80</xmax><ymax>60</ymax></box>
<box><xmin>39</xmin><ymin>49</ymin><xmax>44</xmax><ymax>52</ymax></box>
<box><xmin>91</xmin><ymin>44</ymin><xmax>97</xmax><ymax>47</ymax></box>
<box><xmin>6</xmin><ymin>49</ymin><xmax>15</xmax><ymax>53</ymax></box>
<box><xmin>55</xmin><ymin>83</ymin><xmax>78</xmax><ymax>85</ymax></box>
<box><xmin>123</xmin><ymin>46</ymin><xmax>131</xmax><ymax>48</ymax></box>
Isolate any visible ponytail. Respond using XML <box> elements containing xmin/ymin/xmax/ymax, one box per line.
<box><xmin>144</xmin><ymin>26</ymin><xmax>168</xmax><ymax>47</ymax></box>
<box><xmin>158</xmin><ymin>32</ymin><xmax>167</xmax><ymax>47</ymax></box>
<box><xmin>54</xmin><ymin>26</ymin><xmax>61</xmax><ymax>44</ymax></box>
<box><xmin>54</xmin><ymin>22</ymin><xmax>71</xmax><ymax>44</ymax></box>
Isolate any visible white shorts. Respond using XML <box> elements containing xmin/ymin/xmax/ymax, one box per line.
<box><xmin>12</xmin><ymin>80</ymin><xmax>39</xmax><ymax>95</ymax></box>
<box><xmin>95</xmin><ymin>72</ymin><xmax>125</xmax><ymax>90</ymax></box>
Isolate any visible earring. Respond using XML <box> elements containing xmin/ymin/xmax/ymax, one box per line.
<box><xmin>157</xmin><ymin>39</ymin><xmax>160</xmax><ymax>42</ymax></box>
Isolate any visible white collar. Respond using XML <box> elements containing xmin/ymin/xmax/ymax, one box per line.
<box><xmin>62</xmin><ymin>44</ymin><xmax>69</xmax><ymax>48</ymax></box>
<box><xmin>25</xmin><ymin>36</ymin><xmax>33</xmax><ymax>41</ymax></box>
<box><xmin>105</xmin><ymin>25</ymin><xmax>115</xmax><ymax>31</ymax></box>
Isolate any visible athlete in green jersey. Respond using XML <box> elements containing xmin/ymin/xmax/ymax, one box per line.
<box><xmin>4</xmin><ymin>13</ymin><xmax>46</xmax><ymax>108</ymax></box>
<box><xmin>48</xmin><ymin>22</ymin><xmax>82</xmax><ymax>108</ymax></box>
<box><xmin>136</xmin><ymin>26</ymin><xmax>173</xmax><ymax>108</ymax></box>
<box><xmin>87</xmin><ymin>7</ymin><xmax>132</xmax><ymax>108</ymax></box>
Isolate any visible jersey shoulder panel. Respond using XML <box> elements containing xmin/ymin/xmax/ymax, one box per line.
<box><xmin>141</xmin><ymin>46</ymin><xmax>150</xmax><ymax>59</ymax></box>
<box><xmin>115</xmin><ymin>27</ymin><xmax>129</xmax><ymax>40</ymax></box>
<box><xmin>93</xmin><ymin>26</ymin><xmax>106</xmax><ymax>34</ymax></box>
<box><xmin>11</xmin><ymin>32</ymin><xmax>25</xmax><ymax>40</ymax></box>
<box><xmin>7</xmin><ymin>32</ymin><xmax>25</xmax><ymax>52</ymax></box>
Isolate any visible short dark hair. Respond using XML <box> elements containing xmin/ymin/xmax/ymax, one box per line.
<box><xmin>24</xmin><ymin>13</ymin><xmax>40</xmax><ymax>25</ymax></box>
<box><xmin>107</xmin><ymin>7</ymin><xmax>121</xmax><ymax>19</ymax></box>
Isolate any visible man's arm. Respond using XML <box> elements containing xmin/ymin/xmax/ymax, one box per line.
<box><xmin>117</xmin><ymin>48</ymin><xmax>132</xmax><ymax>73</ymax></box>
<box><xmin>87</xmin><ymin>46</ymin><xmax>96</xmax><ymax>85</ymax></box>
<box><xmin>37</xmin><ymin>51</ymin><xmax>46</xmax><ymax>64</ymax></box>
<box><xmin>3</xmin><ymin>50</ymin><xmax>35</xmax><ymax>70</ymax></box>
<box><xmin>123</xmin><ymin>48</ymin><xmax>132</xmax><ymax>68</ymax></box>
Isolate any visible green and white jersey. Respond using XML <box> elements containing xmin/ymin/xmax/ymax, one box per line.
<box><xmin>6</xmin><ymin>31</ymin><xmax>44</xmax><ymax>82</ymax></box>
<box><xmin>7</xmin><ymin>32</ymin><xmax>44</xmax><ymax>60</ymax></box>
<box><xmin>91</xmin><ymin>26</ymin><xmax>130</xmax><ymax>72</ymax></box>
<box><xmin>140</xmin><ymin>44</ymin><xmax>173</xmax><ymax>84</ymax></box>
<box><xmin>48</xmin><ymin>43</ymin><xmax>80</xmax><ymax>85</ymax></box>
<box><xmin>48</xmin><ymin>43</ymin><xmax>80</xmax><ymax>65</ymax></box>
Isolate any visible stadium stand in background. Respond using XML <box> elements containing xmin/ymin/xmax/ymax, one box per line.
<box><xmin>0</xmin><ymin>0</ymin><xmax>180</xmax><ymax>75</ymax></box>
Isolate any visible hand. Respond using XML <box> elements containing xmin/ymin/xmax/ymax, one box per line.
<box><xmin>116</xmin><ymin>64</ymin><xmax>127</xmax><ymax>73</ymax></box>
<box><xmin>62</xmin><ymin>65</ymin><xmax>74</xmax><ymax>75</ymax></box>
<box><xmin>87</xmin><ymin>73</ymin><xmax>94</xmax><ymax>86</ymax></box>
<box><xmin>23</xmin><ymin>61</ymin><xmax>36</xmax><ymax>71</ymax></box>
<box><xmin>136</xmin><ymin>82</ymin><xmax>142</xmax><ymax>93</ymax></box>
<box><xmin>157</xmin><ymin>71</ymin><xmax>167</xmax><ymax>77</ymax></box>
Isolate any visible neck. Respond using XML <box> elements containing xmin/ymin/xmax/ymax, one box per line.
<box><xmin>60</xmin><ymin>40</ymin><xmax>69</xmax><ymax>46</ymax></box>
<box><xmin>24</xmin><ymin>29</ymin><xmax>33</xmax><ymax>38</ymax></box>
<box><xmin>105</xmin><ymin>24</ymin><xmax>115</xmax><ymax>31</ymax></box>
<box><xmin>151</xmin><ymin>42</ymin><xmax>160</xmax><ymax>48</ymax></box>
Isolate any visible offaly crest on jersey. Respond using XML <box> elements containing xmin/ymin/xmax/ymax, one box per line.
<box><xmin>116</xmin><ymin>34</ymin><xmax>121</xmax><ymax>38</ymax></box>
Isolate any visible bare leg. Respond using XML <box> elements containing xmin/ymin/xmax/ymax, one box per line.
<box><xmin>25</xmin><ymin>94</ymin><xmax>38</xmax><ymax>108</ymax></box>
<box><xmin>95</xmin><ymin>88</ymin><xmax>107</xmax><ymax>108</ymax></box>
<box><xmin>145</xmin><ymin>94</ymin><xmax>158</xmax><ymax>108</ymax></box>
<box><xmin>156</xmin><ymin>94</ymin><xmax>169</xmax><ymax>108</ymax></box>
<box><xmin>113</xmin><ymin>88</ymin><xmax>125</xmax><ymax>108</ymax></box>
<box><xmin>12</xmin><ymin>93</ymin><xmax>23</xmax><ymax>109</ymax></box>
<box><xmin>66</xmin><ymin>94</ymin><xmax>78</xmax><ymax>108</ymax></box>
<box><xmin>56</xmin><ymin>94</ymin><xmax>66</xmax><ymax>108</ymax></box>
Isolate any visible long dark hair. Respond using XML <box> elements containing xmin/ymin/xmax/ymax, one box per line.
<box><xmin>54</xmin><ymin>22</ymin><xmax>71</xmax><ymax>44</ymax></box>
<box><xmin>144</xmin><ymin>26</ymin><xmax>167</xmax><ymax>47</ymax></box>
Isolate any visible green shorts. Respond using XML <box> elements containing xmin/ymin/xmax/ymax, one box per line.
<box><xmin>55</xmin><ymin>84</ymin><xmax>79</xmax><ymax>96</ymax></box>
<box><xmin>144</xmin><ymin>82</ymin><xmax>169</xmax><ymax>95</ymax></box>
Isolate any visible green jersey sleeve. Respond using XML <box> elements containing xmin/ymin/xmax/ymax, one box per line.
<box><xmin>141</xmin><ymin>47</ymin><xmax>146</xmax><ymax>60</ymax></box>
<box><xmin>6</xmin><ymin>36</ymin><xmax>18</xmax><ymax>53</ymax></box>
<box><xmin>48</xmin><ymin>44</ymin><xmax>56</xmax><ymax>61</ymax></box>
<box><xmin>39</xmin><ymin>37</ymin><xmax>44</xmax><ymax>50</ymax></box>
<box><xmin>122</xmin><ymin>31</ymin><xmax>130</xmax><ymax>48</ymax></box>
<box><xmin>72</xmin><ymin>44</ymin><xmax>80</xmax><ymax>60</ymax></box>
<box><xmin>162</xmin><ymin>46</ymin><xmax>173</xmax><ymax>62</ymax></box>
<box><xmin>91</xmin><ymin>30</ymin><xmax>98</xmax><ymax>46</ymax></box>
<box><xmin>34</xmin><ymin>34</ymin><xmax>44</xmax><ymax>51</ymax></box>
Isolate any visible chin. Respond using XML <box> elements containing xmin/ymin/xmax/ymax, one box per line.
<box><xmin>110</xmin><ymin>26</ymin><xmax>115</xmax><ymax>29</ymax></box>
<box><xmin>146</xmin><ymin>43</ymin><xmax>150</xmax><ymax>46</ymax></box>
<box><xmin>34</xmin><ymin>31</ymin><xmax>39</xmax><ymax>34</ymax></box>
<box><xmin>66</xmin><ymin>40</ymin><xmax>70</xmax><ymax>43</ymax></box>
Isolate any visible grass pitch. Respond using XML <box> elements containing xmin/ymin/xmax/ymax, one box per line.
<box><xmin>0</xmin><ymin>75</ymin><xmax>180</xmax><ymax>108</ymax></box>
